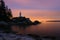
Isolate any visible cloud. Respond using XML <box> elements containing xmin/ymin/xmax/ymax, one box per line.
<box><xmin>11</xmin><ymin>9</ymin><xmax>60</xmax><ymax>22</ymax></box>
<box><xmin>5</xmin><ymin>0</ymin><xmax>60</xmax><ymax>10</ymax></box>
<box><xmin>4</xmin><ymin>0</ymin><xmax>60</xmax><ymax>21</ymax></box>
<box><xmin>12</xmin><ymin>9</ymin><xmax>60</xmax><ymax>19</ymax></box>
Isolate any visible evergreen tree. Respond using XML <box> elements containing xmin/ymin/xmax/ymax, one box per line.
<box><xmin>5</xmin><ymin>6</ymin><xmax>12</xmax><ymax>19</ymax></box>
<box><xmin>0</xmin><ymin>0</ymin><xmax>12</xmax><ymax>22</ymax></box>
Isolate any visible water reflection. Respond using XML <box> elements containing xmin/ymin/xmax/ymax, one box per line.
<box><xmin>25</xmin><ymin>22</ymin><xmax>60</xmax><ymax>37</ymax></box>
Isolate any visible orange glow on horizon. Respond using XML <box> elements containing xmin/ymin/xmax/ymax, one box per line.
<box><xmin>27</xmin><ymin>17</ymin><xmax>48</xmax><ymax>23</ymax></box>
<box><xmin>12</xmin><ymin>9</ymin><xmax>60</xmax><ymax>23</ymax></box>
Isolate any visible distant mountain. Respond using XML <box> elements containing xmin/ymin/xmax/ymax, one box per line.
<box><xmin>47</xmin><ymin>20</ymin><xmax>60</xmax><ymax>22</ymax></box>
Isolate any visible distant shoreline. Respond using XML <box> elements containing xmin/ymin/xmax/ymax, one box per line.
<box><xmin>47</xmin><ymin>20</ymin><xmax>60</xmax><ymax>22</ymax></box>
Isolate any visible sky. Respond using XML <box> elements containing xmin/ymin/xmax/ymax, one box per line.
<box><xmin>4</xmin><ymin>0</ymin><xmax>60</xmax><ymax>22</ymax></box>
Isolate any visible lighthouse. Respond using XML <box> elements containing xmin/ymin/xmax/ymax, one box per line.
<box><xmin>19</xmin><ymin>12</ymin><xmax>22</xmax><ymax>17</ymax></box>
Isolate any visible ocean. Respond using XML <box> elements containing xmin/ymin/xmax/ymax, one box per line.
<box><xmin>25</xmin><ymin>22</ymin><xmax>60</xmax><ymax>39</ymax></box>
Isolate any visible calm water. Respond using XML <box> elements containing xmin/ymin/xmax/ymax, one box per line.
<box><xmin>25</xmin><ymin>22</ymin><xmax>60</xmax><ymax>37</ymax></box>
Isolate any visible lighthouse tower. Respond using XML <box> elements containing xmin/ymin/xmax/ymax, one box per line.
<box><xmin>19</xmin><ymin>12</ymin><xmax>22</xmax><ymax>17</ymax></box>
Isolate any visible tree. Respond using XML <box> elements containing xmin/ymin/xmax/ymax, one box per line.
<box><xmin>0</xmin><ymin>0</ymin><xmax>12</xmax><ymax>22</ymax></box>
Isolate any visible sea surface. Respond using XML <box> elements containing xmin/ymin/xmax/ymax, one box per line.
<box><xmin>25</xmin><ymin>22</ymin><xmax>60</xmax><ymax>38</ymax></box>
<box><xmin>0</xmin><ymin>22</ymin><xmax>60</xmax><ymax>40</ymax></box>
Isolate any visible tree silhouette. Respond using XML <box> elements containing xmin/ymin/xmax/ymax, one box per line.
<box><xmin>5</xmin><ymin>6</ymin><xmax>12</xmax><ymax>19</ymax></box>
<box><xmin>0</xmin><ymin>0</ymin><xmax>12</xmax><ymax>22</ymax></box>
